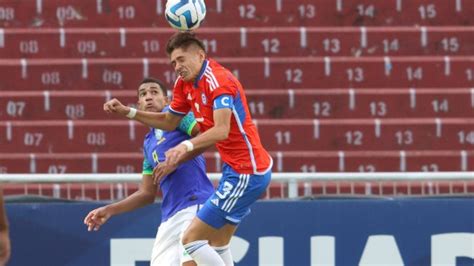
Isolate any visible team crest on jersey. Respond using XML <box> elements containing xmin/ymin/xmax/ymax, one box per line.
<box><xmin>201</xmin><ymin>93</ymin><xmax>207</xmax><ymax>104</ymax></box>
<box><xmin>154</xmin><ymin>129</ymin><xmax>163</xmax><ymax>141</ymax></box>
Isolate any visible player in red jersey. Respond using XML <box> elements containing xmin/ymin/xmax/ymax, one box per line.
<box><xmin>103</xmin><ymin>32</ymin><xmax>272</xmax><ymax>265</ymax></box>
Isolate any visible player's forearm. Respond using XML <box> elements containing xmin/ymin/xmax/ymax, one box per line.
<box><xmin>0</xmin><ymin>190</ymin><xmax>8</xmax><ymax>232</ymax></box>
<box><xmin>188</xmin><ymin>125</ymin><xmax>228</xmax><ymax>150</ymax></box>
<box><xmin>105</xmin><ymin>190</ymin><xmax>155</xmax><ymax>216</ymax></box>
<box><xmin>133</xmin><ymin>110</ymin><xmax>177</xmax><ymax>131</ymax></box>
<box><xmin>178</xmin><ymin>144</ymin><xmax>212</xmax><ymax>164</ymax></box>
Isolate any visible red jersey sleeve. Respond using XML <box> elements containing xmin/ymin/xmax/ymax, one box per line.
<box><xmin>169</xmin><ymin>78</ymin><xmax>191</xmax><ymax>116</ymax></box>
<box><xmin>210</xmin><ymin>72</ymin><xmax>239</xmax><ymax>101</ymax></box>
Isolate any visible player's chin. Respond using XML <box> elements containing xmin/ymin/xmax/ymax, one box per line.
<box><xmin>179</xmin><ymin>73</ymin><xmax>191</xmax><ymax>81</ymax></box>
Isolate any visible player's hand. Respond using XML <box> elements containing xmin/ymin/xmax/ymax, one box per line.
<box><xmin>103</xmin><ymin>98</ymin><xmax>130</xmax><ymax>117</ymax></box>
<box><xmin>83</xmin><ymin>206</ymin><xmax>112</xmax><ymax>232</ymax></box>
<box><xmin>152</xmin><ymin>162</ymin><xmax>178</xmax><ymax>185</ymax></box>
<box><xmin>0</xmin><ymin>229</ymin><xmax>10</xmax><ymax>266</ymax></box>
<box><xmin>164</xmin><ymin>144</ymin><xmax>187</xmax><ymax>166</ymax></box>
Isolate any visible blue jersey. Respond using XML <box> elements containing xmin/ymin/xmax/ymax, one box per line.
<box><xmin>142</xmin><ymin>107</ymin><xmax>214</xmax><ymax>222</ymax></box>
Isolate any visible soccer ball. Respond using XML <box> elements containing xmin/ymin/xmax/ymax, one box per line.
<box><xmin>165</xmin><ymin>0</ymin><xmax>206</xmax><ymax>31</ymax></box>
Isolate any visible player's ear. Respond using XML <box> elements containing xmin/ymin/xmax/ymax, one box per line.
<box><xmin>198</xmin><ymin>48</ymin><xmax>206</xmax><ymax>61</ymax></box>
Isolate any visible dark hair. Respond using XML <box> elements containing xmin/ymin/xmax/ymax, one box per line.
<box><xmin>139</xmin><ymin>77</ymin><xmax>168</xmax><ymax>96</ymax></box>
<box><xmin>165</xmin><ymin>31</ymin><xmax>206</xmax><ymax>56</ymax></box>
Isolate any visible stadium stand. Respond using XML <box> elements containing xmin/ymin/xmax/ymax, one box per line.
<box><xmin>0</xmin><ymin>0</ymin><xmax>473</xmax><ymax>199</ymax></box>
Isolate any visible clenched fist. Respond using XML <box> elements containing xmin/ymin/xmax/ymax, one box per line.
<box><xmin>103</xmin><ymin>98</ymin><xmax>131</xmax><ymax>117</ymax></box>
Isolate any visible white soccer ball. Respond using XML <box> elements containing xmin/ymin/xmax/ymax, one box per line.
<box><xmin>165</xmin><ymin>0</ymin><xmax>206</xmax><ymax>31</ymax></box>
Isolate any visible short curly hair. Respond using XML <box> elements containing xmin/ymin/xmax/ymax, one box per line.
<box><xmin>165</xmin><ymin>31</ymin><xmax>206</xmax><ymax>56</ymax></box>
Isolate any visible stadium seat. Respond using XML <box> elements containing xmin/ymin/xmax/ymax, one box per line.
<box><xmin>3</xmin><ymin>150</ymin><xmax>473</xmax><ymax>199</ymax></box>
<box><xmin>0</xmin><ymin>120</ymin><xmax>149</xmax><ymax>153</ymax></box>
<box><xmin>0</xmin><ymin>90</ymin><xmax>137</xmax><ymax>120</ymax></box>
<box><xmin>0</xmin><ymin>57</ymin><xmax>472</xmax><ymax>90</ymax></box>
<box><xmin>0</xmin><ymin>0</ymin><xmax>472</xmax><ymax>28</ymax></box>
<box><xmin>1</xmin><ymin>88</ymin><xmax>472</xmax><ymax>120</ymax></box>
<box><xmin>1</xmin><ymin>27</ymin><xmax>473</xmax><ymax>58</ymax></box>
<box><xmin>2</xmin><ymin>150</ymin><xmax>472</xmax><ymax>174</ymax></box>
<box><xmin>255</xmin><ymin>118</ymin><xmax>474</xmax><ymax>151</ymax></box>
<box><xmin>1</xmin><ymin>118</ymin><xmax>473</xmax><ymax>152</ymax></box>
<box><xmin>246</xmin><ymin>88</ymin><xmax>474</xmax><ymax>119</ymax></box>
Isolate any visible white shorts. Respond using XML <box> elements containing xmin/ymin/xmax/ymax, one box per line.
<box><xmin>150</xmin><ymin>204</ymin><xmax>199</xmax><ymax>266</ymax></box>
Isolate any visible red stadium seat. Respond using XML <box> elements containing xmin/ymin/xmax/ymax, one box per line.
<box><xmin>2</xmin><ymin>150</ymin><xmax>473</xmax><ymax>174</ymax></box>
<box><xmin>1</xmin><ymin>118</ymin><xmax>473</xmax><ymax>153</ymax></box>
<box><xmin>0</xmin><ymin>120</ymin><xmax>149</xmax><ymax>153</ymax></box>
<box><xmin>255</xmin><ymin>118</ymin><xmax>474</xmax><ymax>151</ymax></box>
<box><xmin>246</xmin><ymin>88</ymin><xmax>474</xmax><ymax>119</ymax></box>
<box><xmin>0</xmin><ymin>90</ymin><xmax>140</xmax><ymax>120</ymax></box>
<box><xmin>0</xmin><ymin>57</ymin><xmax>472</xmax><ymax>90</ymax></box>
<box><xmin>0</xmin><ymin>0</ymin><xmax>472</xmax><ymax>28</ymax></box>
<box><xmin>1</xmin><ymin>88</ymin><xmax>472</xmax><ymax>120</ymax></box>
<box><xmin>1</xmin><ymin>27</ymin><xmax>473</xmax><ymax>58</ymax></box>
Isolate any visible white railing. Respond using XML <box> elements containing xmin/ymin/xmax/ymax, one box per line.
<box><xmin>1</xmin><ymin>172</ymin><xmax>473</xmax><ymax>198</ymax></box>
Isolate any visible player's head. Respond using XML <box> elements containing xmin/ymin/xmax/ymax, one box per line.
<box><xmin>166</xmin><ymin>31</ymin><xmax>206</xmax><ymax>82</ymax></box>
<box><xmin>137</xmin><ymin>77</ymin><xmax>169</xmax><ymax>113</ymax></box>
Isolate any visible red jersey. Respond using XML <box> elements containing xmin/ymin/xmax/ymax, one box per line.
<box><xmin>169</xmin><ymin>59</ymin><xmax>272</xmax><ymax>174</ymax></box>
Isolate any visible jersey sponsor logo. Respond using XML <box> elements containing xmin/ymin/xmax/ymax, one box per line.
<box><xmin>187</xmin><ymin>93</ymin><xmax>192</xmax><ymax>100</ymax></box>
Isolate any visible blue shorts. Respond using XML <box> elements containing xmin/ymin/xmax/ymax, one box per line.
<box><xmin>197</xmin><ymin>164</ymin><xmax>272</xmax><ymax>229</ymax></box>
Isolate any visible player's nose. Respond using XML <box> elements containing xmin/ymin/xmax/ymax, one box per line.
<box><xmin>145</xmin><ymin>92</ymin><xmax>153</xmax><ymax>100</ymax></box>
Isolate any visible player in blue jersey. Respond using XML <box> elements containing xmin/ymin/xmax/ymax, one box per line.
<box><xmin>84</xmin><ymin>78</ymin><xmax>214</xmax><ymax>266</ymax></box>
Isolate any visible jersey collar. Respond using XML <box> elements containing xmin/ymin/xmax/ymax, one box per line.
<box><xmin>194</xmin><ymin>59</ymin><xmax>209</xmax><ymax>88</ymax></box>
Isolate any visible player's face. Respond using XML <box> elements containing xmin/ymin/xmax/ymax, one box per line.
<box><xmin>137</xmin><ymin>82</ymin><xmax>168</xmax><ymax>112</ymax></box>
<box><xmin>170</xmin><ymin>46</ymin><xmax>205</xmax><ymax>82</ymax></box>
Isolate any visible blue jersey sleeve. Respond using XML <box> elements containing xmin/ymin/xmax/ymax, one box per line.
<box><xmin>142</xmin><ymin>159</ymin><xmax>153</xmax><ymax>175</ymax></box>
<box><xmin>177</xmin><ymin>111</ymin><xmax>197</xmax><ymax>136</ymax></box>
<box><xmin>142</xmin><ymin>146</ymin><xmax>153</xmax><ymax>175</ymax></box>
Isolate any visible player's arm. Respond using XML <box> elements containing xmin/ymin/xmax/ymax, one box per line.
<box><xmin>103</xmin><ymin>98</ymin><xmax>182</xmax><ymax>131</ymax></box>
<box><xmin>0</xmin><ymin>190</ymin><xmax>8</xmax><ymax>234</ymax></box>
<box><xmin>152</xmin><ymin>113</ymin><xmax>213</xmax><ymax>183</ymax></box>
<box><xmin>134</xmin><ymin>109</ymin><xmax>182</xmax><ymax>131</ymax></box>
<box><xmin>186</xmin><ymin>108</ymin><xmax>231</xmax><ymax>149</ymax></box>
<box><xmin>0</xmin><ymin>189</ymin><xmax>10</xmax><ymax>265</ymax></box>
<box><xmin>164</xmin><ymin>107</ymin><xmax>231</xmax><ymax>166</ymax></box>
<box><xmin>84</xmin><ymin>173</ymin><xmax>157</xmax><ymax>231</ymax></box>
<box><xmin>182</xmin><ymin>93</ymin><xmax>233</xmax><ymax>150</ymax></box>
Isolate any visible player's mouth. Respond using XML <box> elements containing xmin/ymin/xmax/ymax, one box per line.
<box><xmin>178</xmin><ymin>71</ymin><xmax>187</xmax><ymax>78</ymax></box>
<box><xmin>145</xmin><ymin>104</ymin><xmax>156</xmax><ymax>111</ymax></box>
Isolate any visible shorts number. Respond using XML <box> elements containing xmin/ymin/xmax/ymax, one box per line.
<box><xmin>216</xmin><ymin>181</ymin><xmax>233</xmax><ymax>199</ymax></box>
